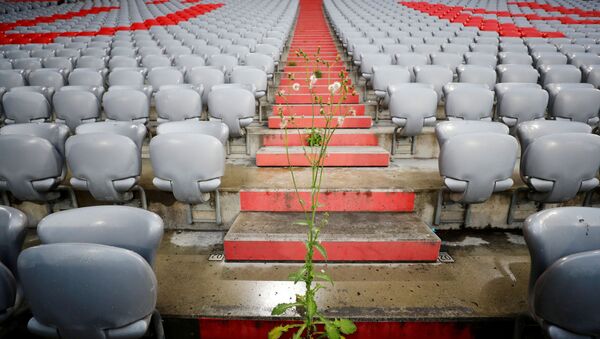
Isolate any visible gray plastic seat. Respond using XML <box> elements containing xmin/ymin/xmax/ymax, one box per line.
<box><xmin>2</xmin><ymin>91</ymin><xmax>50</xmax><ymax>124</ymax></box>
<box><xmin>533</xmin><ymin>52</ymin><xmax>568</xmax><ymax>67</ymax></box>
<box><xmin>523</xmin><ymin>207</ymin><xmax>600</xmax><ymax>339</ymax></box>
<box><xmin>53</xmin><ymin>88</ymin><xmax>100</xmax><ymax>131</ymax></box>
<box><xmin>173</xmin><ymin>54</ymin><xmax>205</xmax><ymax>71</ymax></box>
<box><xmin>497</xmin><ymin>64</ymin><xmax>540</xmax><ymax>83</ymax></box>
<box><xmin>518</xmin><ymin>122</ymin><xmax>600</xmax><ymax>203</ymax></box>
<box><xmin>244</xmin><ymin>53</ymin><xmax>275</xmax><ymax>79</ymax></box>
<box><xmin>539</xmin><ymin>64</ymin><xmax>582</xmax><ymax>86</ymax></box>
<box><xmin>582</xmin><ymin>65</ymin><xmax>600</xmax><ymax>88</ymax></box>
<box><xmin>150</xmin><ymin>133</ymin><xmax>225</xmax><ymax>203</ymax></box>
<box><xmin>464</xmin><ymin>52</ymin><xmax>497</xmax><ymax>68</ymax></box>
<box><xmin>495</xmin><ymin>85</ymin><xmax>548</xmax><ymax>128</ymax></box>
<box><xmin>75</xmin><ymin>122</ymin><xmax>146</xmax><ymax>150</ymax></box>
<box><xmin>0</xmin><ymin>134</ymin><xmax>65</xmax><ymax>202</ymax></box>
<box><xmin>0</xmin><ymin>70</ymin><xmax>25</xmax><ymax>89</ymax></box>
<box><xmin>28</xmin><ymin>69</ymin><xmax>65</xmax><ymax>90</ymax></box>
<box><xmin>38</xmin><ymin>206</ymin><xmax>163</xmax><ymax>265</ymax></box>
<box><xmin>372</xmin><ymin>65</ymin><xmax>410</xmax><ymax>108</ymax></box>
<box><xmin>111</xmin><ymin>47</ymin><xmax>137</xmax><ymax>58</ymax></box>
<box><xmin>155</xmin><ymin>86</ymin><xmax>202</xmax><ymax>122</ymax></box>
<box><xmin>42</xmin><ymin>57</ymin><xmax>73</xmax><ymax>72</ymax></box>
<box><xmin>0</xmin><ymin>205</ymin><xmax>25</xmax><ymax>322</ymax></box>
<box><xmin>185</xmin><ymin>67</ymin><xmax>226</xmax><ymax>105</ymax></box>
<box><xmin>141</xmin><ymin>55</ymin><xmax>172</xmax><ymax>69</ymax></box>
<box><xmin>549</xmin><ymin>88</ymin><xmax>600</xmax><ymax>126</ymax></box>
<box><xmin>436</xmin><ymin>121</ymin><xmax>517</xmax><ymax>204</ymax></box>
<box><xmin>19</xmin><ymin>243</ymin><xmax>157</xmax><ymax>339</ymax></box>
<box><xmin>108</xmin><ymin>67</ymin><xmax>146</xmax><ymax>88</ymax></box>
<box><xmin>147</xmin><ymin>67</ymin><xmax>184</xmax><ymax>88</ymax></box>
<box><xmin>359</xmin><ymin>53</ymin><xmax>393</xmax><ymax>81</ymax></box>
<box><xmin>208</xmin><ymin>87</ymin><xmax>254</xmax><ymax>138</ymax></box>
<box><xmin>414</xmin><ymin>65</ymin><xmax>454</xmax><ymax>102</ymax></box>
<box><xmin>568</xmin><ymin>53</ymin><xmax>600</xmax><ymax>69</ymax></box>
<box><xmin>207</xmin><ymin>54</ymin><xmax>238</xmax><ymax>75</ymax></box>
<box><xmin>0</xmin><ymin>122</ymin><xmax>69</xmax><ymax>157</ymax></box>
<box><xmin>103</xmin><ymin>88</ymin><xmax>149</xmax><ymax>124</ymax></box>
<box><xmin>230</xmin><ymin>66</ymin><xmax>267</xmax><ymax>99</ymax></box>
<box><xmin>66</xmin><ymin>133</ymin><xmax>143</xmax><ymax>204</ymax></box>
<box><xmin>156</xmin><ymin>120</ymin><xmax>229</xmax><ymax>144</ymax></box>
<box><xmin>108</xmin><ymin>56</ymin><xmax>138</xmax><ymax>70</ymax></box>
<box><xmin>444</xmin><ymin>85</ymin><xmax>494</xmax><ymax>120</ymax></box>
<box><xmin>12</xmin><ymin>58</ymin><xmax>42</xmax><ymax>71</ymax></box>
<box><xmin>0</xmin><ymin>60</ymin><xmax>12</xmax><ymax>70</ymax></box>
<box><xmin>456</xmin><ymin>65</ymin><xmax>496</xmax><ymax>89</ymax></box>
<box><xmin>68</xmin><ymin>68</ymin><xmax>104</xmax><ymax>87</ymax></box>
<box><xmin>498</xmin><ymin>52</ymin><xmax>533</xmax><ymax>65</ymax></box>
<box><xmin>430</xmin><ymin>52</ymin><xmax>463</xmax><ymax>73</ymax></box>
<box><xmin>75</xmin><ymin>56</ymin><xmax>106</xmax><ymax>71</ymax></box>
<box><xmin>389</xmin><ymin>83</ymin><xmax>437</xmax><ymax>137</ymax></box>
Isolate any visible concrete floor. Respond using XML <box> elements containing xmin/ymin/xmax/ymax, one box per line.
<box><xmin>156</xmin><ymin>229</ymin><xmax>531</xmax><ymax>321</ymax></box>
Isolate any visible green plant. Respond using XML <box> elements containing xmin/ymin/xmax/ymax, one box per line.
<box><xmin>288</xmin><ymin>61</ymin><xmax>297</xmax><ymax>66</ymax></box>
<box><xmin>270</xmin><ymin>48</ymin><xmax>357</xmax><ymax>339</ymax></box>
<box><xmin>306</xmin><ymin>128</ymin><xmax>324</xmax><ymax>147</ymax></box>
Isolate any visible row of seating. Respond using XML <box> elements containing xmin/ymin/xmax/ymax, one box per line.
<box><xmin>0</xmin><ymin>204</ymin><xmax>165</xmax><ymax>339</ymax></box>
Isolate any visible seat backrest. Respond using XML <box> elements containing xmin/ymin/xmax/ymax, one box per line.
<box><xmin>42</xmin><ymin>57</ymin><xmax>73</xmax><ymax>72</ymax></box>
<box><xmin>539</xmin><ymin>64</ymin><xmax>581</xmax><ymax>85</ymax></box>
<box><xmin>37</xmin><ymin>206</ymin><xmax>163</xmax><ymax>265</ymax></box>
<box><xmin>53</xmin><ymin>89</ymin><xmax>100</xmax><ymax>131</ymax></box>
<box><xmin>149</xmin><ymin>133</ymin><xmax>225</xmax><ymax>204</ymax></box>
<box><xmin>438</xmin><ymin>129</ymin><xmax>517</xmax><ymax>203</ymax></box>
<box><xmin>185</xmin><ymin>67</ymin><xmax>225</xmax><ymax>103</ymax></box>
<box><xmin>156</xmin><ymin>120</ymin><xmax>229</xmax><ymax>144</ymax></box>
<box><xmin>0</xmin><ymin>134</ymin><xmax>63</xmax><ymax>201</ymax></box>
<box><xmin>173</xmin><ymin>54</ymin><xmax>205</xmax><ymax>70</ymax></box>
<box><xmin>18</xmin><ymin>243</ymin><xmax>157</xmax><ymax>339</ymax></box>
<box><xmin>551</xmin><ymin>88</ymin><xmax>600</xmax><ymax>125</ymax></box>
<box><xmin>76</xmin><ymin>56</ymin><xmax>106</xmax><ymax>70</ymax></box>
<box><xmin>155</xmin><ymin>86</ymin><xmax>202</xmax><ymax>122</ymax></box>
<box><xmin>0</xmin><ymin>261</ymin><xmax>17</xmax><ymax>322</ymax></box>
<box><xmin>456</xmin><ymin>65</ymin><xmax>496</xmax><ymax>89</ymax></box>
<box><xmin>436</xmin><ymin>120</ymin><xmax>509</xmax><ymax>145</ymax></box>
<box><xmin>414</xmin><ymin>65</ymin><xmax>454</xmax><ymax>101</ymax></box>
<box><xmin>75</xmin><ymin>121</ymin><xmax>146</xmax><ymax>150</ymax></box>
<box><xmin>0</xmin><ymin>122</ymin><xmax>69</xmax><ymax>157</ymax></box>
<box><xmin>516</xmin><ymin>120</ymin><xmax>592</xmax><ymax>154</ymax></box>
<box><xmin>66</xmin><ymin>133</ymin><xmax>141</xmax><ymax>202</ymax></box>
<box><xmin>372</xmin><ymin>65</ymin><xmax>410</xmax><ymax>93</ymax></box>
<box><xmin>496</xmin><ymin>87</ymin><xmax>548</xmax><ymax>127</ymax></box>
<box><xmin>532</xmin><ymin>249</ymin><xmax>600</xmax><ymax>336</ymax></box>
<box><xmin>230</xmin><ymin>67</ymin><xmax>267</xmax><ymax>92</ymax></box>
<box><xmin>0</xmin><ymin>206</ymin><xmax>26</xmax><ymax>275</ymax></box>
<box><xmin>28</xmin><ymin>69</ymin><xmax>65</xmax><ymax>89</ymax></box>
<box><xmin>108</xmin><ymin>56</ymin><xmax>138</xmax><ymax>70</ymax></box>
<box><xmin>359</xmin><ymin>53</ymin><xmax>393</xmax><ymax>75</ymax></box>
<box><xmin>444</xmin><ymin>86</ymin><xmax>494</xmax><ymax>120</ymax></box>
<box><xmin>108</xmin><ymin>67</ymin><xmax>145</xmax><ymax>87</ymax></box>
<box><xmin>208</xmin><ymin>87</ymin><xmax>255</xmax><ymax>137</ymax></box>
<box><xmin>496</xmin><ymin>64</ymin><xmax>539</xmax><ymax>83</ymax></box>
<box><xmin>389</xmin><ymin>84</ymin><xmax>437</xmax><ymax>136</ymax></box>
<box><xmin>102</xmin><ymin>88</ymin><xmax>149</xmax><ymax>123</ymax></box>
<box><xmin>207</xmin><ymin>54</ymin><xmax>238</xmax><ymax>73</ymax></box>
<box><xmin>69</xmin><ymin>68</ymin><xmax>104</xmax><ymax>87</ymax></box>
<box><xmin>243</xmin><ymin>53</ymin><xmax>274</xmax><ymax>75</ymax></box>
<box><xmin>520</xmin><ymin>133</ymin><xmax>600</xmax><ymax>203</ymax></box>
<box><xmin>141</xmin><ymin>55</ymin><xmax>172</xmax><ymax>69</ymax></box>
<box><xmin>524</xmin><ymin>207</ymin><xmax>600</xmax><ymax>314</ymax></box>
<box><xmin>0</xmin><ymin>70</ymin><xmax>25</xmax><ymax>89</ymax></box>
<box><xmin>147</xmin><ymin>67</ymin><xmax>184</xmax><ymax>88</ymax></box>
<box><xmin>2</xmin><ymin>91</ymin><xmax>50</xmax><ymax>124</ymax></box>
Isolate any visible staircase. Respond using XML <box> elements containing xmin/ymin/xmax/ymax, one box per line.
<box><xmin>255</xmin><ymin>0</ymin><xmax>390</xmax><ymax>168</ymax></box>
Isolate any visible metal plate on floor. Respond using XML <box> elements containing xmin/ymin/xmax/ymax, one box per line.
<box><xmin>438</xmin><ymin>251</ymin><xmax>454</xmax><ymax>263</ymax></box>
<box><xmin>208</xmin><ymin>252</ymin><xmax>224</xmax><ymax>261</ymax></box>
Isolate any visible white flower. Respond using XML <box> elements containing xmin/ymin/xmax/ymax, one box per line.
<box><xmin>277</xmin><ymin>89</ymin><xmax>286</xmax><ymax>97</ymax></box>
<box><xmin>292</xmin><ymin>83</ymin><xmax>300</xmax><ymax>91</ymax></box>
<box><xmin>337</xmin><ymin>116</ymin><xmax>345</xmax><ymax>126</ymax></box>
<box><xmin>348</xmin><ymin>107</ymin><xmax>356</xmax><ymax>116</ymax></box>
<box><xmin>309</xmin><ymin>74</ymin><xmax>317</xmax><ymax>89</ymax></box>
<box><xmin>280</xmin><ymin>117</ymin><xmax>288</xmax><ymax>129</ymax></box>
<box><xmin>328</xmin><ymin>81</ymin><xmax>341</xmax><ymax>94</ymax></box>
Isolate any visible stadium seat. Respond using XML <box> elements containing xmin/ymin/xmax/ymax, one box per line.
<box><xmin>208</xmin><ymin>86</ymin><xmax>255</xmax><ymax>138</ymax></box>
<box><xmin>414</xmin><ymin>65</ymin><xmax>453</xmax><ymax>102</ymax></box>
<box><xmin>495</xmin><ymin>84</ymin><xmax>548</xmax><ymax>129</ymax></box>
<box><xmin>103</xmin><ymin>88</ymin><xmax>149</xmax><ymax>124</ymax></box>
<box><xmin>497</xmin><ymin>64</ymin><xmax>540</xmax><ymax>83</ymax></box>
<box><xmin>0</xmin><ymin>205</ymin><xmax>26</xmax><ymax>322</ymax></box>
<box><xmin>444</xmin><ymin>84</ymin><xmax>494</xmax><ymax>120</ymax></box>
<box><xmin>2</xmin><ymin>90</ymin><xmax>50</xmax><ymax>124</ymax></box>
<box><xmin>456</xmin><ymin>65</ymin><xmax>496</xmax><ymax>89</ymax></box>
<box><xmin>53</xmin><ymin>88</ymin><xmax>100</xmax><ymax>130</ymax></box>
<box><xmin>156</xmin><ymin>120</ymin><xmax>229</xmax><ymax>145</ymax></box>
<box><xmin>155</xmin><ymin>85</ymin><xmax>203</xmax><ymax>123</ymax></box>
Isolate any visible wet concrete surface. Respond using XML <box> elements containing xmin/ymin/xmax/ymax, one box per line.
<box><xmin>156</xmin><ymin>229</ymin><xmax>530</xmax><ymax>321</ymax></box>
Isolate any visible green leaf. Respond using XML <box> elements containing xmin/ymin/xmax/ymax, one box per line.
<box><xmin>288</xmin><ymin>268</ymin><xmax>306</xmax><ymax>284</ymax></box>
<box><xmin>306</xmin><ymin>298</ymin><xmax>317</xmax><ymax>319</ymax></box>
<box><xmin>325</xmin><ymin>322</ymin><xmax>341</xmax><ymax>339</ymax></box>
<box><xmin>334</xmin><ymin>319</ymin><xmax>357</xmax><ymax>335</ymax></box>
<box><xmin>315</xmin><ymin>272</ymin><xmax>334</xmax><ymax>286</ymax></box>
<box><xmin>314</xmin><ymin>242</ymin><xmax>328</xmax><ymax>259</ymax></box>
<box><xmin>268</xmin><ymin>326</ymin><xmax>288</xmax><ymax>339</ymax></box>
<box><xmin>292</xmin><ymin>324</ymin><xmax>306</xmax><ymax>339</ymax></box>
<box><xmin>271</xmin><ymin>303</ymin><xmax>298</xmax><ymax>316</ymax></box>
<box><xmin>294</xmin><ymin>220</ymin><xmax>309</xmax><ymax>226</ymax></box>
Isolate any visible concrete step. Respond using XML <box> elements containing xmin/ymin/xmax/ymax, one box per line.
<box><xmin>256</xmin><ymin>146</ymin><xmax>390</xmax><ymax>167</ymax></box>
<box><xmin>239</xmin><ymin>189</ymin><xmax>413</xmax><ymax>212</ymax></box>
<box><xmin>268</xmin><ymin>115</ymin><xmax>372</xmax><ymax>129</ymax></box>
<box><xmin>224</xmin><ymin>212</ymin><xmax>441</xmax><ymax>262</ymax></box>
<box><xmin>262</xmin><ymin>130</ymin><xmax>379</xmax><ymax>147</ymax></box>
<box><xmin>272</xmin><ymin>104</ymin><xmax>365</xmax><ymax>116</ymax></box>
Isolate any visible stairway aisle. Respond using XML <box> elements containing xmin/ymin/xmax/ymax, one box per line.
<box><xmin>255</xmin><ymin>0</ymin><xmax>391</xmax><ymax>167</ymax></box>
<box><xmin>225</xmin><ymin>0</ymin><xmax>441</xmax><ymax>263</ymax></box>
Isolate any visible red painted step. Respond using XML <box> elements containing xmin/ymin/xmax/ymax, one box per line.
<box><xmin>279</xmin><ymin>77</ymin><xmax>353</xmax><ymax>85</ymax></box>
<box><xmin>224</xmin><ymin>212</ymin><xmax>440</xmax><ymax>262</ymax></box>
<box><xmin>268</xmin><ymin>115</ymin><xmax>372</xmax><ymax>129</ymax></box>
<box><xmin>256</xmin><ymin>146</ymin><xmax>390</xmax><ymax>167</ymax></box>
<box><xmin>262</xmin><ymin>131</ymin><xmax>379</xmax><ymax>147</ymax></box>
<box><xmin>275</xmin><ymin>93</ymin><xmax>360</xmax><ymax>104</ymax></box>
<box><xmin>272</xmin><ymin>104</ymin><xmax>365</xmax><ymax>116</ymax></box>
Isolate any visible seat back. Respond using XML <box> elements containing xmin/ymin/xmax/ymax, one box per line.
<box><xmin>520</xmin><ymin>133</ymin><xmax>600</xmax><ymax>203</ymax></box>
<box><xmin>437</xmin><ymin>126</ymin><xmax>517</xmax><ymax>203</ymax></box>
<box><xmin>456</xmin><ymin>65</ymin><xmax>496</xmax><ymax>89</ymax></box>
<box><xmin>102</xmin><ymin>88</ymin><xmax>149</xmax><ymax>123</ymax></box>
<box><xmin>230</xmin><ymin>67</ymin><xmax>267</xmax><ymax>94</ymax></box>
<box><xmin>414</xmin><ymin>65</ymin><xmax>454</xmax><ymax>101</ymax></box>
<box><xmin>75</xmin><ymin>121</ymin><xmax>146</xmax><ymax>150</ymax></box>
<box><xmin>53</xmin><ymin>89</ymin><xmax>100</xmax><ymax>130</ymax></box>
<box><xmin>551</xmin><ymin>88</ymin><xmax>600</xmax><ymax>126</ymax></box>
<box><xmin>444</xmin><ymin>86</ymin><xmax>494</xmax><ymax>120</ymax></box>
<box><xmin>0</xmin><ymin>122</ymin><xmax>69</xmax><ymax>157</ymax></box>
<box><xmin>66</xmin><ymin>134</ymin><xmax>141</xmax><ymax>202</ymax></box>
<box><xmin>150</xmin><ymin>133</ymin><xmax>225</xmax><ymax>204</ymax></box>
<box><xmin>28</xmin><ymin>69</ymin><xmax>65</xmax><ymax>90</ymax></box>
<box><xmin>372</xmin><ymin>65</ymin><xmax>410</xmax><ymax>94</ymax></box>
<box><xmin>0</xmin><ymin>206</ymin><xmax>27</xmax><ymax>275</ymax></box>
<box><xmin>185</xmin><ymin>67</ymin><xmax>225</xmax><ymax>103</ymax></box>
<box><xmin>156</xmin><ymin>120</ymin><xmax>229</xmax><ymax>144</ymax></box>
<box><xmin>37</xmin><ymin>206</ymin><xmax>163</xmax><ymax>265</ymax></box>
<box><xmin>496</xmin><ymin>87</ymin><xmax>548</xmax><ymax>127</ymax></box>
<box><xmin>2</xmin><ymin>91</ymin><xmax>50</xmax><ymax>124</ymax></box>
<box><xmin>19</xmin><ymin>243</ymin><xmax>157</xmax><ymax>339</ymax></box>
<box><xmin>496</xmin><ymin>64</ymin><xmax>539</xmax><ymax>83</ymax></box>
<box><xmin>155</xmin><ymin>86</ymin><xmax>202</xmax><ymax>122</ymax></box>
<box><xmin>0</xmin><ymin>70</ymin><xmax>25</xmax><ymax>89</ymax></box>
<box><xmin>108</xmin><ymin>67</ymin><xmax>145</xmax><ymax>87</ymax></box>
<box><xmin>0</xmin><ymin>134</ymin><xmax>63</xmax><ymax>201</ymax></box>
<box><xmin>0</xmin><ymin>262</ymin><xmax>16</xmax><ymax>322</ymax></box>
<box><xmin>389</xmin><ymin>84</ymin><xmax>437</xmax><ymax>136</ymax></box>
<box><xmin>208</xmin><ymin>87</ymin><xmax>255</xmax><ymax>137</ymax></box>
<box><xmin>516</xmin><ymin>120</ymin><xmax>592</xmax><ymax>156</ymax></box>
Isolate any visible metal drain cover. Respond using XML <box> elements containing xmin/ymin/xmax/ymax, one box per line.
<box><xmin>438</xmin><ymin>251</ymin><xmax>454</xmax><ymax>263</ymax></box>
